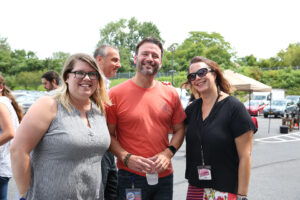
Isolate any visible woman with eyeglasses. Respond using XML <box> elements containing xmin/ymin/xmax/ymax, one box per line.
<box><xmin>10</xmin><ymin>53</ymin><xmax>111</xmax><ymax>200</ymax></box>
<box><xmin>0</xmin><ymin>75</ymin><xmax>23</xmax><ymax>200</ymax></box>
<box><xmin>183</xmin><ymin>56</ymin><xmax>256</xmax><ymax>200</ymax></box>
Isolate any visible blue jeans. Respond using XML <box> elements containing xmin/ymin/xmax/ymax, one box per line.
<box><xmin>101</xmin><ymin>151</ymin><xmax>118</xmax><ymax>200</ymax></box>
<box><xmin>0</xmin><ymin>177</ymin><xmax>10</xmax><ymax>200</ymax></box>
<box><xmin>117</xmin><ymin>170</ymin><xmax>173</xmax><ymax>200</ymax></box>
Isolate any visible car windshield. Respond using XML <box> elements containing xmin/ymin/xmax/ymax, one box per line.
<box><xmin>286</xmin><ymin>96</ymin><xmax>300</xmax><ymax>102</ymax></box>
<box><xmin>271</xmin><ymin>100</ymin><xmax>286</xmax><ymax>106</ymax></box>
<box><xmin>253</xmin><ymin>95</ymin><xmax>267</xmax><ymax>100</ymax></box>
<box><xmin>244</xmin><ymin>101</ymin><xmax>259</xmax><ymax>106</ymax></box>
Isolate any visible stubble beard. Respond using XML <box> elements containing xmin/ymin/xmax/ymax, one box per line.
<box><xmin>137</xmin><ymin>60</ymin><xmax>159</xmax><ymax>76</ymax></box>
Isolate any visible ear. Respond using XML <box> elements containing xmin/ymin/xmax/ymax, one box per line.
<box><xmin>134</xmin><ymin>54</ymin><xmax>137</xmax><ymax>64</ymax></box>
<box><xmin>96</xmin><ymin>56</ymin><xmax>103</xmax><ymax>65</ymax></box>
<box><xmin>0</xmin><ymin>85</ymin><xmax>3</xmax><ymax>93</ymax></box>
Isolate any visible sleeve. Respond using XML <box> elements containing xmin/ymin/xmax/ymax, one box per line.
<box><xmin>106</xmin><ymin>90</ymin><xmax>118</xmax><ymax>125</ymax></box>
<box><xmin>171</xmin><ymin>89</ymin><xmax>187</xmax><ymax>124</ymax></box>
<box><xmin>229</xmin><ymin>98</ymin><xmax>257</xmax><ymax>138</ymax></box>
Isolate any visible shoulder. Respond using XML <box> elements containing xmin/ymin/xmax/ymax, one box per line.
<box><xmin>156</xmin><ymin>81</ymin><xmax>178</xmax><ymax>94</ymax></box>
<box><xmin>109</xmin><ymin>79</ymin><xmax>131</xmax><ymax>94</ymax></box>
<box><xmin>28</xmin><ymin>96</ymin><xmax>57</xmax><ymax>115</ymax></box>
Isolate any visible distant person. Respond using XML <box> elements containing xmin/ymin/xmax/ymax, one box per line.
<box><xmin>183</xmin><ymin>56</ymin><xmax>257</xmax><ymax>200</ymax></box>
<box><xmin>106</xmin><ymin>37</ymin><xmax>186</xmax><ymax>200</ymax></box>
<box><xmin>0</xmin><ymin>75</ymin><xmax>23</xmax><ymax>200</ymax></box>
<box><xmin>10</xmin><ymin>53</ymin><xmax>111</xmax><ymax>199</ymax></box>
<box><xmin>94</xmin><ymin>45</ymin><xmax>121</xmax><ymax>199</ymax></box>
<box><xmin>41</xmin><ymin>71</ymin><xmax>60</xmax><ymax>91</ymax></box>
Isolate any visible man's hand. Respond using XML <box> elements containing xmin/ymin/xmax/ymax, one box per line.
<box><xmin>126</xmin><ymin>154</ymin><xmax>155</xmax><ymax>174</ymax></box>
<box><xmin>150</xmin><ymin>149</ymin><xmax>173</xmax><ymax>173</ymax></box>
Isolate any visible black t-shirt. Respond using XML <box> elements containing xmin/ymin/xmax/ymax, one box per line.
<box><xmin>184</xmin><ymin>96</ymin><xmax>257</xmax><ymax>194</ymax></box>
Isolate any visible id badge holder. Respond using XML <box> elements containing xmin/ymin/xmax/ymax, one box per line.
<box><xmin>125</xmin><ymin>188</ymin><xmax>142</xmax><ymax>200</ymax></box>
<box><xmin>125</xmin><ymin>176</ymin><xmax>142</xmax><ymax>200</ymax></box>
<box><xmin>197</xmin><ymin>165</ymin><xmax>212</xmax><ymax>180</ymax></box>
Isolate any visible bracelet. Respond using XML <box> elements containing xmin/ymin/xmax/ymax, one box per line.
<box><xmin>123</xmin><ymin>153</ymin><xmax>132</xmax><ymax>167</ymax></box>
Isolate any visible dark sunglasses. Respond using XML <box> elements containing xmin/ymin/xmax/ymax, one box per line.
<box><xmin>187</xmin><ymin>67</ymin><xmax>213</xmax><ymax>82</ymax></box>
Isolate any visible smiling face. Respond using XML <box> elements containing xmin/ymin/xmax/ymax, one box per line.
<box><xmin>134</xmin><ymin>42</ymin><xmax>162</xmax><ymax>76</ymax></box>
<box><xmin>65</xmin><ymin>60</ymin><xmax>99</xmax><ymax>102</ymax></box>
<box><xmin>189</xmin><ymin>62</ymin><xmax>216</xmax><ymax>94</ymax></box>
<box><xmin>100</xmin><ymin>47</ymin><xmax>121</xmax><ymax>78</ymax></box>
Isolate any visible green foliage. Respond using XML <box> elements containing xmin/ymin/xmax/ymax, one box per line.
<box><xmin>110</xmin><ymin>78</ymin><xmax>128</xmax><ymax>88</ymax></box>
<box><xmin>163</xmin><ymin>31</ymin><xmax>236</xmax><ymax>73</ymax></box>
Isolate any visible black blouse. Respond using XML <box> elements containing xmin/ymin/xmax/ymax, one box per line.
<box><xmin>184</xmin><ymin>96</ymin><xmax>257</xmax><ymax>194</ymax></box>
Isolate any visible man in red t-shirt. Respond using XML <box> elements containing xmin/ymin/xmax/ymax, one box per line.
<box><xmin>106</xmin><ymin>37</ymin><xmax>186</xmax><ymax>200</ymax></box>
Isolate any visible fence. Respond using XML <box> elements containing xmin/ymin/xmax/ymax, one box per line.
<box><xmin>110</xmin><ymin>71</ymin><xmax>177</xmax><ymax>79</ymax></box>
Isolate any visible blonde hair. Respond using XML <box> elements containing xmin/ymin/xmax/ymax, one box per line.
<box><xmin>54</xmin><ymin>53</ymin><xmax>110</xmax><ymax>114</ymax></box>
<box><xmin>0</xmin><ymin>75</ymin><xmax>23</xmax><ymax>122</ymax></box>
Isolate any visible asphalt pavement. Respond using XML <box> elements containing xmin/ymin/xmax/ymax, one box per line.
<box><xmin>8</xmin><ymin>115</ymin><xmax>300</xmax><ymax>199</ymax></box>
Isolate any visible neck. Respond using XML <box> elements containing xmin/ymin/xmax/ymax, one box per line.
<box><xmin>201</xmin><ymin>88</ymin><xmax>219</xmax><ymax>105</ymax></box>
<box><xmin>132</xmin><ymin>72</ymin><xmax>156</xmax><ymax>88</ymax></box>
<box><xmin>69</xmin><ymin>96</ymin><xmax>91</xmax><ymax>112</ymax></box>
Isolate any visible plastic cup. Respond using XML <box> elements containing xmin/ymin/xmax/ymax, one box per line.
<box><xmin>146</xmin><ymin>172</ymin><xmax>158</xmax><ymax>185</ymax></box>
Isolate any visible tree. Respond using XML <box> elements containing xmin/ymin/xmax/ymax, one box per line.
<box><xmin>164</xmin><ymin>31</ymin><xmax>235</xmax><ymax>72</ymax></box>
<box><xmin>97</xmin><ymin>17</ymin><xmax>164</xmax><ymax>71</ymax></box>
<box><xmin>281</xmin><ymin>43</ymin><xmax>300</xmax><ymax>67</ymax></box>
<box><xmin>0</xmin><ymin>36</ymin><xmax>12</xmax><ymax>74</ymax></box>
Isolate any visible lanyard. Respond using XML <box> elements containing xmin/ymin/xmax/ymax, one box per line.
<box><xmin>197</xmin><ymin>94</ymin><xmax>220</xmax><ymax>166</ymax></box>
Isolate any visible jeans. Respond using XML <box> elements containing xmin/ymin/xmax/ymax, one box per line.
<box><xmin>117</xmin><ymin>169</ymin><xmax>173</xmax><ymax>200</ymax></box>
<box><xmin>101</xmin><ymin>151</ymin><xmax>118</xmax><ymax>200</ymax></box>
<box><xmin>0</xmin><ymin>177</ymin><xmax>10</xmax><ymax>200</ymax></box>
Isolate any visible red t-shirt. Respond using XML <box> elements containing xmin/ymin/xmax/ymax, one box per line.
<box><xmin>106</xmin><ymin>79</ymin><xmax>186</xmax><ymax>177</ymax></box>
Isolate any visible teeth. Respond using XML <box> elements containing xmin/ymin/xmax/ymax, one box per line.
<box><xmin>80</xmin><ymin>84</ymin><xmax>90</xmax><ymax>87</ymax></box>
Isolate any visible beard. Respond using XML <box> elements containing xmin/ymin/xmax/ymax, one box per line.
<box><xmin>137</xmin><ymin>59</ymin><xmax>160</xmax><ymax>75</ymax></box>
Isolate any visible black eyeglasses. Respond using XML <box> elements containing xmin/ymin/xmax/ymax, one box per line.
<box><xmin>187</xmin><ymin>68</ymin><xmax>213</xmax><ymax>82</ymax></box>
<box><xmin>70</xmin><ymin>71</ymin><xmax>99</xmax><ymax>80</ymax></box>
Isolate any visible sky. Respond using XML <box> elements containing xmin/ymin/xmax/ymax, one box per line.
<box><xmin>1</xmin><ymin>0</ymin><xmax>299</xmax><ymax>60</ymax></box>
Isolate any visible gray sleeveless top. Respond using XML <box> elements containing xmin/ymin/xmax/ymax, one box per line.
<box><xmin>25</xmin><ymin>100</ymin><xmax>110</xmax><ymax>200</ymax></box>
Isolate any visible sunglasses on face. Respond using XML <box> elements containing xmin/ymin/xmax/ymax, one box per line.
<box><xmin>187</xmin><ymin>67</ymin><xmax>213</xmax><ymax>82</ymax></box>
<box><xmin>70</xmin><ymin>70</ymin><xmax>99</xmax><ymax>80</ymax></box>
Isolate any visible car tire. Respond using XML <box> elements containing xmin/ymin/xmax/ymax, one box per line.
<box><xmin>264</xmin><ymin>114</ymin><xmax>268</xmax><ymax>118</ymax></box>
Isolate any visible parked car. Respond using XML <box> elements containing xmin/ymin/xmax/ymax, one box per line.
<box><xmin>244</xmin><ymin>100</ymin><xmax>267</xmax><ymax>116</ymax></box>
<box><xmin>263</xmin><ymin>99</ymin><xmax>297</xmax><ymax>118</ymax></box>
<box><xmin>12</xmin><ymin>90</ymin><xmax>45</xmax><ymax>113</ymax></box>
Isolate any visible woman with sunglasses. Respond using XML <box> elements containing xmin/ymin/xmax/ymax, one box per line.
<box><xmin>183</xmin><ymin>56</ymin><xmax>256</xmax><ymax>200</ymax></box>
<box><xmin>0</xmin><ymin>75</ymin><xmax>23</xmax><ymax>200</ymax></box>
<box><xmin>10</xmin><ymin>53</ymin><xmax>111</xmax><ymax>200</ymax></box>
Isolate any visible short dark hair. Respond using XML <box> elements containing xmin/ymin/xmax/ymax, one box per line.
<box><xmin>93</xmin><ymin>45</ymin><xmax>118</xmax><ymax>59</ymax></box>
<box><xmin>41</xmin><ymin>71</ymin><xmax>60</xmax><ymax>85</ymax></box>
<box><xmin>135</xmin><ymin>37</ymin><xmax>163</xmax><ymax>57</ymax></box>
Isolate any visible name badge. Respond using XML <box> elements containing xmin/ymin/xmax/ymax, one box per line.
<box><xmin>197</xmin><ymin>165</ymin><xmax>212</xmax><ymax>180</ymax></box>
<box><xmin>125</xmin><ymin>188</ymin><xmax>142</xmax><ymax>200</ymax></box>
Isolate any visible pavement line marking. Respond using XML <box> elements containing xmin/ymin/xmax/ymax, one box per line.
<box><xmin>255</xmin><ymin>132</ymin><xmax>300</xmax><ymax>143</ymax></box>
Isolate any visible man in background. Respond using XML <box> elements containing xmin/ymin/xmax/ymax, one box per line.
<box><xmin>41</xmin><ymin>71</ymin><xmax>60</xmax><ymax>91</ymax></box>
<box><xmin>94</xmin><ymin>45</ymin><xmax>121</xmax><ymax>200</ymax></box>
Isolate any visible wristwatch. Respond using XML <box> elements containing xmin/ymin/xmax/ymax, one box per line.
<box><xmin>167</xmin><ymin>145</ymin><xmax>177</xmax><ymax>155</ymax></box>
<box><xmin>237</xmin><ymin>195</ymin><xmax>248</xmax><ymax>200</ymax></box>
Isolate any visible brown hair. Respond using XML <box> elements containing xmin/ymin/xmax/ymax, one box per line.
<box><xmin>0</xmin><ymin>75</ymin><xmax>23</xmax><ymax>122</ymax></box>
<box><xmin>182</xmin><ymin>56</ymin><xmax>232</xmax><ymax>98</ymax></box>
<box><xmin>135</xmin><ymin>37</ymin><xmax>164</xmax><ymax>58</ymax></box>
